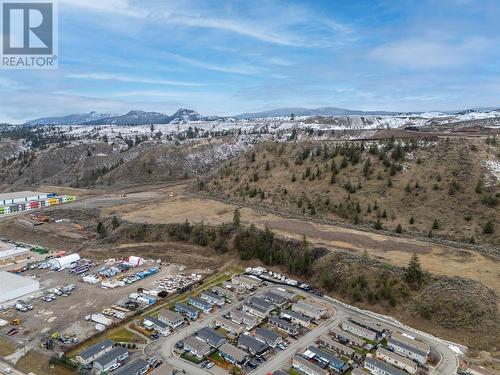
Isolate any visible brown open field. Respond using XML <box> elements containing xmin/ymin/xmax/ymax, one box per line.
<box><xmin>112</xmin><ymin>185</ymin><xmax>500</xmax><ymax>300</ymax></box>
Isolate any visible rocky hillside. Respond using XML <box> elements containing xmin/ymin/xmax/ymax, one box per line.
<box><xmin>0</xmin><ymin>137</ymin><xmax>250</xmax><ymax>190</ymax></box>
<box><xmin>200</xmin><ymin>137</ymin><xmax>500</xmax><ymax>246</ymax></box>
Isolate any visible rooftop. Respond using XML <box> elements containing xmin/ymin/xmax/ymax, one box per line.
<box><xmin>219</xmin><ymin>342</ymin><xmax>249</xmax><ymax>362</ymax></box>
<box><xmin>114</xmin><ymin>358</ymin><xmax>149</xmax><ymax>375</ymax></box>
<box><xmin>94</xmin><ymin>346</ymin><xmax>128</xmax><ymax>366</ymax></box>
<box><xmin>159</xmin><ymin>309</ymin><xmax>182</xmax><ymax>321</ymax></box>
<box><xmin>78</xmin><ymin>339</ymin><xmax>114</xmax><ymax>361</ymax></box>
<box><xmin>196</xmin><ymin>327</ymin><xmax>226</xmax><ymax>347</ymax></box>
<box><xmin>365</xmin><ymin>356</ymin><xmax>407</xmax><ymax>375</ymax></box>
<box><xmin>0</xmin><ymin>191</ymin><xmax>48</xmax><ymax>201</ymax></box>
<box><xmin>0</xmin><ymin>246</ymin><xmax>30</xmax><ymax>259</ymax></box>
<box><xmin>238</xmin><ymin>334</ymin><xmax>268</xmax><ymax>353</ymax></box>
<box><xmin>255</xmin><ymin>328</ymin><xmax>281</xmax><ymax>343</ymax></box>
<box><xmin>184</xmin><ymin>336</ymin><xmax>211</xmax><ymax>353</ymax></box>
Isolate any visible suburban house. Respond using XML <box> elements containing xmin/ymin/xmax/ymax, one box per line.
<box><xmin>143</xmin><ymin>316</ymin><xmax>170</xmax><ymax>336</ymax></box>
<box><xmin>158</xmin><ymin>310</ymin><xmax>184</xmax><ymax>328</ymax></box>
<box><xmin>255</xmin><ymin>327</ymin><xmax>282</xmax><ymax>348</ymax></box>
<box><xmin>292</xmin><ymin>354</ymin><xmax>329</xmax><ymax>375</ymax></box>
<box><xmin>268</xmin><ymin>315</ymin><xmax>299</xmax><ymax>336</ymax></box>
<box><xmin>214</xmin><ymin>317</ymin><xmax>245</xmax><ymax>335</ymax></box>
<box><xmin>237</xmin><ymin>334</ymin><xmax>269</xmax><ymax>356</ymax></box>
<box><xmin>201</xmin><ymin>290</ymin><xmax>225</xmax><ymax>306</ymax></box>
<box><xmin>175</xmin><ymin>302</ymin><xmax>199</xmax><ymax>320</ymax></box>
<box><xmin>114</xmin><ymin>358</ymin><xmax>150</xmax><ymax>375</ymax></box>
<box><xmin>376</xmin><ymin>347</ymin><xmax>418</xmax><ymax>374</ymax></box>
<box><xmin>318</xmin><ymin>334</ymin><xmax>355</xmax><ymax>359</ymax></box>
<box><xmin>212</xmin><ymin>286</ymin><xmax>238</xmax><ymax>302</ymax></box>
<box><xmin>183</xmin><ymin>336</ymin><xmax>212</xmax><ymax>359</ymax></box>
<box><xmin>262</xmin><ymin>291</ymin><xmax>287</xmax><ymax>306</ymax></box>
<box><xmin>229</xmin><ymin>309</ymin><xmax>260</xmax><ymax>328</ymax></box>
<box><xmin>281</xmin><ymin>309</ymin><xmax>312</xmax><ymax>327</ymax></box>
<box><xmin>341</xmin><ymin>320</ymin><xmax>378</xmax><ymax>341</ymax></box>
<box><xmin>188</xmin><ymin>296</ymin><xmax>212</xmax><ymax>313</ymax></box>
<box><xmin>291</xmin><ymin>300</ymin><xmax>325</xmax><ymax>320</ymax></box>
<box><xmin>231</xmin><ymin>274</ymin><xmax>261</xmax><ymax>289</ymax></box>
<box><xmin>387</xmin><ymin>332</ymin><xmax>430</xmax><ymax>364</ymax></box>
<box><xmin>330</xmin><ymin>326</ymin><xmax>365</xmax><ymax>348</ymax></box>
<box><xmin>304</xmin><ymin>346</ymin><xmax>348</xmax><ymax>374</ymax></box>
<box><xmin>195</xmin><ymin>327</ymin><xmax>226</xmax><ymax>348</ymax></box>
<box><xmin>76</xmin><ymin>339</ymin><xmax>114</xmax><ymax>365</ymax></box>
<box><xmin>93</xmin><ymin>346</ymin><xmax>129</xmax><ymax>373</ymax></box>
<box><xmin>242</xmin><ymin>301</ymin><xmax>270</xmax><ymax>319</ymax></box>
<box><xmin>158</xmin><ymin>309</ymin><xmax>184</xmax><ymax>328</ymax></box>
<box><xmin>364</xmin><ymin>356</ymin><xmax>407</xmax><ymax>375</ymax></box>
<box><xmin>218</xmin><ymin>343</ymin><xmax>249</xmax><ymax>366</ymax></box>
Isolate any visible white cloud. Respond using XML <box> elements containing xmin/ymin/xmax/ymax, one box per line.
<box><xmin>167</xmin><ymin>53</ymin><xmax>261</xmax><ymax>75</ymax></box>
<box><xmin>370</xmin><ymin>37</ymin><xmax>489</xmax><ymax>69</ymax></box>
<box><xmin>66</xmin><ymin>72</ymin><xmax>202</xmax><ymax>87</ymax></box>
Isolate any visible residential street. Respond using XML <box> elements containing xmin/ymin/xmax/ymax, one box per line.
<box><xmin>151</xmin><ymin>284</ymin><xmax>461</xmax><ymax>375</ymax></box>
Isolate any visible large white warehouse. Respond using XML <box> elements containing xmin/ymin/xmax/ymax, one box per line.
<box><xmin>0</xmin><ymin>272</ymin><xmax>40</xmax><ymax>303</ymax></box>
<box><xmin>50</xmin><ymin>253</ymin><xmax>80</xmax><ymax>270</ymax></box>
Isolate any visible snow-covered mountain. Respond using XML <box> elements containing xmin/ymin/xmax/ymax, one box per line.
<box><xmin>25</xmin><ymin>108</ymin><xmax>224</xmax><ymax>126</ymax></box>
<box><xmin>26</xmin><ymin>111</ymin><xmax>113</xmax><ymax>125</ymax></box>
<box><xmin>235</xmin><ymin>107</ymin><xmax>401</xmax><ymax>119</ymax></box>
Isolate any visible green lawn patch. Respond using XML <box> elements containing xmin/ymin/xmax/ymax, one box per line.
<box><xmin>181</xmin><ymin>351</ymin><xmax>203</xmax><ymax>364</ymax></box>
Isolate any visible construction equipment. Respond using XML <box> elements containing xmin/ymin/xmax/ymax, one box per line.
<box><xmin>10</xmin><ymin>319</ymin><xmax>21</xmax><ymax>325</ymax></box>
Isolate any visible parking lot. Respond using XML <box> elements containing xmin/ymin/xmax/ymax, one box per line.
<box><xmin>0</xmin><ymin>255</ymin><xmax>209</xmax><ymax>349</ymax></box>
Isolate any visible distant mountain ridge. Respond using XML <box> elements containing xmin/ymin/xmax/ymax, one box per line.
<box><xmin>26</xmin><ymin>108</ymin><xmax>213</xmax><ymax>126</ymax></box>
<box><xmin>23</xmin><ymin>106</ymin><xmax>500</xmax><ymax>125</ymax></box>
<box><xmin>235</xmin><ymin>107</ymin><xmax>403</xmax><ymax>119</ymax></box>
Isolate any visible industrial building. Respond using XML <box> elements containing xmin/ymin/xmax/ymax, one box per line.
<box><xmin>0</xmin><ymin>271</ymin><xmax>40</xmax><ymax>303</ymax></box>
<box><xmin>0</xmin><ymin>241</ymin><xmax>30</xmax><ymax>265</ymax></box>
<box><xmin>0</xmin><ymin>191</ymin><xmax>76</xmax><ymax>216</ymax></box>
<box><xmin>50</xmin><ymin>253</ymin><xmax>81</xmax><ymax>271</ymax></box>
<box><xmin>0</xmin><ymin>191</ymin><xmax>50</xmax><ymax>206</ymax></box>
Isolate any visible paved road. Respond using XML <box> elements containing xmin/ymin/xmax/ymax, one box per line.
<box><xmin>0</xmin><ymin>359</ymin><xmax>26</xmax><ymax>375</ymax></box>
<box><xmin>154</xmin><ymin>285</ymin><xmax>461</xmax><ymax>375</ymax></box>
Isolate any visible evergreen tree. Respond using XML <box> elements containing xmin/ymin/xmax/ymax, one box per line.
<box><xmin>483</xmin><ymin>220</ymin><xmax>494</xmax><ymax>234</ymax></box>
<box><xmin>233</xmin><ymin>208</ymin><xmax>241</xmax><ymax>228</ymax></box>
<box><xmin>432</xmin><ymin>219</ymin><xmax>439</xmax><ymax>230</ymax></box>
<box><xmin>395</xmin><ymin>223</ymin><xmax>402</xmax><ymax>234</ymax></box>
<box><xmin>405</xmin><ymin>253</ymin><xmax>423</xmax><ymax>289</ymax></box>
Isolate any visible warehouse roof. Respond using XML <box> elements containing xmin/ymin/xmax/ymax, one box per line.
<box><xmin>0</xmin><ymin>272</ymin><xmax>40</xmax><ymax>296</ymax></box>
<box><xmin>0</xmin><ymin>246</ymin><xmax>29</xmax><ymax>260</ymax></box>
<box><xmin>0</xmin><ymin>191</ymin><xmax>47</xmax><ymax>201</ymax></box>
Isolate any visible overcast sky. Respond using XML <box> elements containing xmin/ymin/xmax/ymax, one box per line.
<box><xmin>1</xmin><ymin>0</ymin><xmax>499</xmax><ymax>122</ymax></box>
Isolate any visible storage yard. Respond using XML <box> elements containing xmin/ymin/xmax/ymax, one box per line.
<box><xmin>0</xmin><ymin>191</ymin><xmax>76</xmax><ymax>216</ymax></box>
<box><xmin>0</xmin><ymin>244</ymin><xmax>211</xmax><ymax>356</ymax></box>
